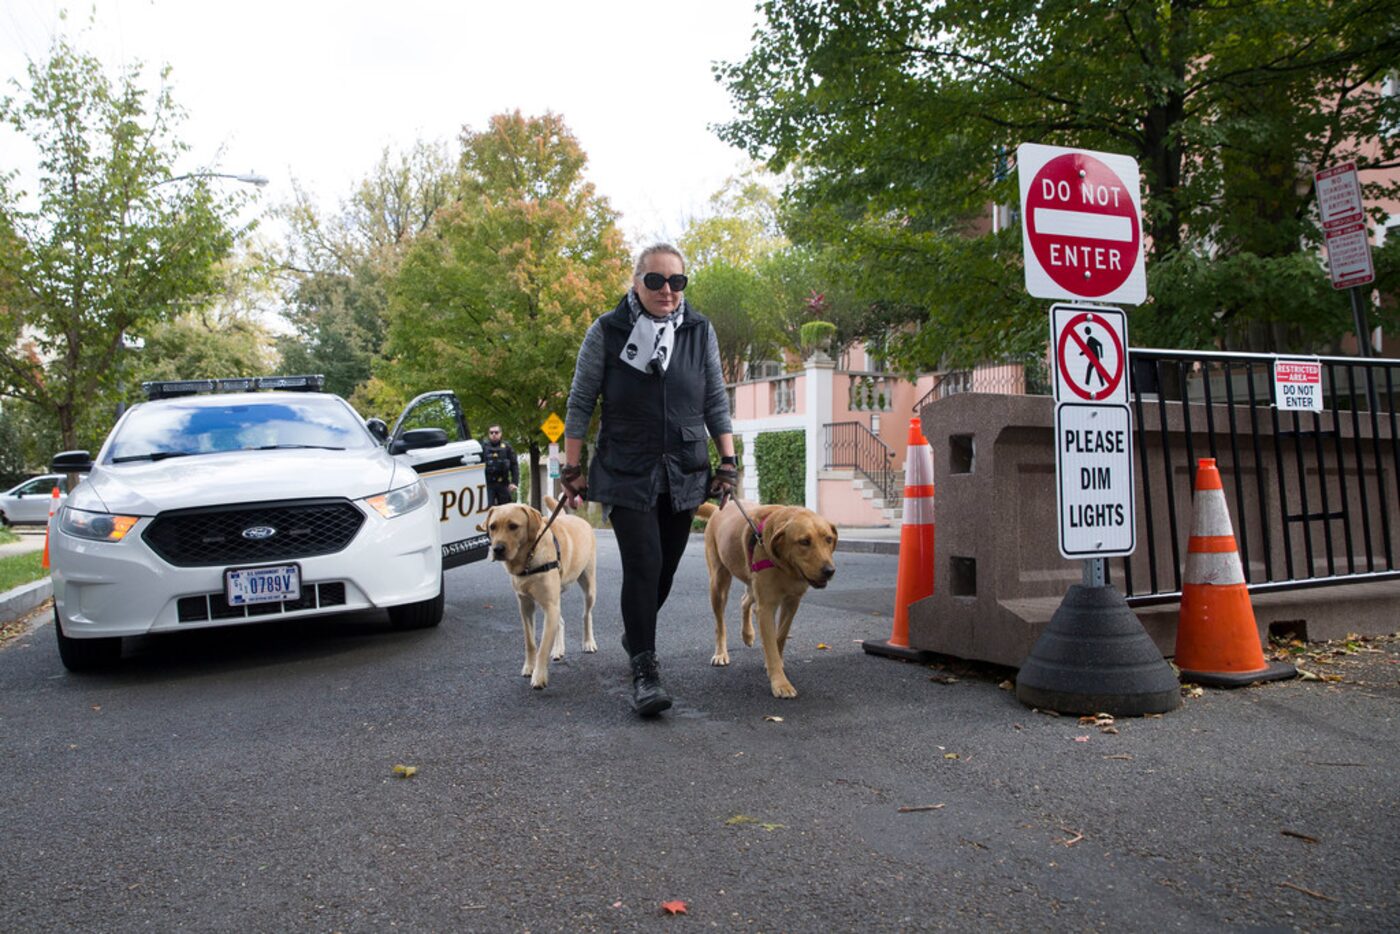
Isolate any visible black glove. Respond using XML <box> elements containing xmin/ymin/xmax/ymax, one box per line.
<box><xmin>709</xmin><ymin>462</ymin><xmax>738</xmax><ymax>509</ymax></box>
<box><xmin>560</xmin><ymin>463</ymin><xmax>588</xmax><ymax>505</ymax></box>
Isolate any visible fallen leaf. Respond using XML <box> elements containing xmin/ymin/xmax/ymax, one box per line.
<box><xmin>391</xmin><ymin>764</ymin><xmax>417</xmax><ymax>779</ymax></box>
<box><xmin>1103</xmin><ymin>754</ymin><xmax>1134</xmax><ymax>760</ymax></box>
<box><xmin>661</xmin><ymin>900</ymin><xmax>688</xmax><ymax>915</ymax></box>
<box><xmin>482</xmin><ymin>603</ymin><xmax>494</xmax><ymax>609</ymax></box>
<box><xmin>1073</xmin><ymin>736</ymin><xmax>1091</xmax><ymax>743</ymax></box>
<box><xmin>1100</xmin><ymin>726</ymin><xmax>1120</xmax><ymax>735</ymax></box>
<box><xmin>725</xmin><ymin>814</ymin><xmax>756</xmax><ymax>825</ymax></box>
<box><xmin>90</xmin><ymin>706</ymin><xmax>101</xmax><ymax>712</ymax></box>
<box><xmin>763</xmin><ymin>715</ymin><xmax>784</xmax><ymax>723</ymax></box>
<box><xmin>897</xmin><ymin>803</ymin><xmax>945</xmax><ymax>813</ymax></box>
<box><xmin>816</xmin><ymin>643</ymin><xmax>829</xmax><ymax>650</ymax></box>
<box><xmin>930</xmin><ymin>675</ymin><xmax>960</xmax><ymax>685</ymax></box>
<box><xmin>998</xmin><ymin>680</ymin><xmax>1014</xmax><ymax>691</ymax></box>
<box><xmin>1182</xmin><ymin>685</ymin><xmax>1204</xmax><ymax>698</ymax></box>
<box><xmin>612</xmin><ymin>901</ymin><xmax>623</xmax><ymax>909</ymax></box>
<box><xmin>1060</xmin><ymin>828</ymin><xmax>1084</xmax><ymax>847</ymax></box>
<box><xmin>943</xmin><ymin>752</ymin><xmax>960</xmax><ymax>760</ymax></box>
<box><xmin>1281</xmin><ymin>829</ymin><xmax>1320</xmax><ymax>844</ymax></box>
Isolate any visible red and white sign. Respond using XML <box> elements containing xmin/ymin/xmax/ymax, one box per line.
<box><xmin>1273</xmin><ymin>358</ymin><xmax>1322</xmax><ymax>413</ymax></box>
<box><xmin>1051</xmin><ymin>303</ymin><xmax>1128</xmax><ymax>405</ymax></box>
<box><xmin>1018</xmin><ymin>143</ymin><xmax>1146</xmax><ymax>305</ymax></box>
<box><xmin>1315</xmin><ymin>162</ymin><xmax>1374</xmax><ymax>290</ymax></box>
<box><xmin>1315</xmin><ymin>163</ymin><xmax>1364</xmax><ymax>229</ymax></box>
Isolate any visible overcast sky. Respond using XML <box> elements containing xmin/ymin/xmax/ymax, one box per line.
<box><xmin>0</xmin><ymin>0</ymin><xmax>764</xmax><ymax>245</ymax></box>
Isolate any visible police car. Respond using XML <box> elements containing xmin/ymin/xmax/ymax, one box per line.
<box><xmin>47</xmin><ymin>376</ymin><xmax>493</xmax><ymax>671</ymax></box>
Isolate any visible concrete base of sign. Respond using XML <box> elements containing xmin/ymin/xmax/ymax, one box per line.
<box><xmin>1014</xmin><ymin>584</ymin><xmax>1181</xmax><ymax>716</ymax></box>
<box><xmin>909</xmin><ymin>578</ymin><xmax>1400</xmax><ymax>670</ymax></box>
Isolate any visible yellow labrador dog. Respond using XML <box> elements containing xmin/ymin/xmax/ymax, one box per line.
<box><xmin>696</xmin><ymin>500</ymin><xmax>838</xmax><ymax>698</ymax></box>
<box><xmin>478</xmin><ymin>497</ymin><xmax>597</xmax><ymax>689</ymax></box>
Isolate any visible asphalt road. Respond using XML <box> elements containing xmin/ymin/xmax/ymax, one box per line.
<box><xmin>2</xmin><ymin>533</ymin><xmax>1397</xmax><ymax>931</ymax></box>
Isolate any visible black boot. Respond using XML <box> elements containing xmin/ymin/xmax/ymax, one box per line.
<box><xmin>629</xmin><ymin>651</ymin><xmax>672</xmax><ymax>717</ymax></box>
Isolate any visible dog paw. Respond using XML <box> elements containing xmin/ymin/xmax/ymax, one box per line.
<box><xmin>770</xmin><ymin>679</ymin><xmax>798</xmax><ymax>699</ymax></box>
<box><xmin>550</xmin><ymin>649</ymin><xmax>565</xmax><ymax>661</ymax></box>
<box><xmin>711</xmin><ymin>651</ymin><xmax>730</xmax><ymax>666</ymax></box>
<box><xmin>531</xmin><ymin>673</ymin><xmax>548</xmax><ymax>690</ymax></box>
<box><xmin>741</xmin><ymin>625</ymin><xmax>755</xmax><ymax>647</ymax></box>
<box><xmin>521</xmin><ymin>662</ymin><xmax>533</xmax><ymax>677</ymax></box>
<box><xmin>582</xmin><ymin>639</ymin><xmax>597</xmax><ymax>653</ymax></box>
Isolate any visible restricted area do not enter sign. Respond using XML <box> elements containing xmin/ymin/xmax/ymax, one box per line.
<box><xmin>1018</xmin><ymin>143</ymin><xmax>1146</xmax><ymax>306</ymax></box>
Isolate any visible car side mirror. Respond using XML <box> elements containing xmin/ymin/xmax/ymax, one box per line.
<box><xmin>388</xmin><ymin>427</ymin><xmax>449</xmax><ymax>455</ymax></box>
<box><xmin>365</xmin><ymin>418</ymin><xmax>389</xmax><ymax>444</ymax></box>
<box><xmin>52</xmin><ymin>450</ymin><xmax>94</xmax><ymax>473</ymax></box>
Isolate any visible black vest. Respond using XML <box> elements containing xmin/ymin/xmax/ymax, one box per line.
<box><xmin>588</xmin><ymin>297</ymin><xmax>713</xmax><ymax>512</ymax></box>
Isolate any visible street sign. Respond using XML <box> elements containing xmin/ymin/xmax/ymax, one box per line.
<box><xmin>1018</xmin><ymin>143</ymin><xmax>1146</xmax><ymax>305</ymax></box>
<box><xmin>1055</xmin><ymin>402</ymin><xmax>1136</xmax><ymax>559</ymax></box>
<box><xmin>540</xmin><ymin>412</ymin><xmax>565</xmax><ymax>443</ymax></box>
<box><xmin>1315</xmin><ymin>162</ymin><xmax>1374</xmax><ymax>290</ymax></box>
<box><xmin>1051</xmin><ymin>304</ymin><xmax>1128</xmax><ymax>405</ymax></box>
<box><xmin>1274</xmin><ymin>358</ymin><xmax>1323</xmax><ymax>413</ymax></box>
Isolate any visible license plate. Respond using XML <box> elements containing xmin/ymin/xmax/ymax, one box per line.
<box><xmin>225</xmin><ymin>564</ymin><xmax>301</xmax><ymax>606</ymax></box>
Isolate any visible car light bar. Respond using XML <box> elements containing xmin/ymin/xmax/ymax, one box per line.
<box><xmin>142</xmin><ymin>375</ymin><xmax>326</xmax><ymax>400</ymax></box>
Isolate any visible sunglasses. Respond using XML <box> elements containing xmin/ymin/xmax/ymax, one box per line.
<box><xmin>641</xmin><ymin>272</ymin><xmax>688</xmax><ymax>292</ymax></box>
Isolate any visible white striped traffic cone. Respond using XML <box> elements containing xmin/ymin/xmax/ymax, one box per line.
<box><xmin>864</xmin><ymin>418</ymin><xmax>934</xmax><ymax>661</ymax></box>
<box><xmin>1175</xmin><ymin>458</ymin><xmax>1294</xmax><ymax>687</ymax></box>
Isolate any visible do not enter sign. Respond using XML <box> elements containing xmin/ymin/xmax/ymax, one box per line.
<box><xmin>1018</xmin><ymin>143</ymin><xmax>1145</xmax><ymax>306</ymax></box>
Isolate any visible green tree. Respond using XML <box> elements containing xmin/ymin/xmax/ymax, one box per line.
<box><xmin>382</xmin><ymin>111</ymin><xmax>629</xmax><ymax>493</ymax></box>
<box><xmin>277</xmin><ymin>140</ymin><xmax>457</xmax><ymax>397</ymax></box>
<box><xmin>0</xmin><ymin>39</ymin><xmax>250</xmax><ymax>450</ymax></box>
<box><xmin>719</xmin><ymin>0</ymin><xmax>1400</xmax><ymax>362</ymax></box>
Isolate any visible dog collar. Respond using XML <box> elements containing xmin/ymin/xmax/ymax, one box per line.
<box><xmin>518</xmin><ymin>533</ymin><xmax>562</xmax><ymax>577</ymax></box>
<box><xmin>747</xmin><ymin>519</ymin><xmax>776</xmax><ymax>573</ymax></box>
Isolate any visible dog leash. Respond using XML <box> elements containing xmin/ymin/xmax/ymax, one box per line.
<box><xmin>731</xmin><ymin>498</ymin><xmax>777</xmax><ymax>573</ymax></box>
<box><xmin>522</xmin><ymin>495</ymin><xmax>568</xmax><ymax>573</ymax></box>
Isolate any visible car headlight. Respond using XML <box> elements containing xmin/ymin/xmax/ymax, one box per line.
<box><xmin>365</xmin><ymin>480</ymin><xmax>429</xmax><ymax>519</ymax></box>
<box><xmin>59</xmin><ymin>506</ymin><xmax>140</xmax><ymax>542</ymax></box>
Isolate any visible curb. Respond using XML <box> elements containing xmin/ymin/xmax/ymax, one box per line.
<box><xmin>0</xmin><ymin>577</ymin><xmax>52</xmax><ymax>624</ymax></box>
<box><xmin>837</xmin><ymin>539</ymin><xmax>901</xmax><ymax>556</ymax></box>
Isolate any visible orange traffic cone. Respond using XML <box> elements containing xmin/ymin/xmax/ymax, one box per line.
<box><xmin>1174</xmin><ymin>459</ymin><xmax>1294</xmax><ymax>687</ymax></box>
<box><xmin>864</xmin><ymin>418</ymin><xmax>935</xmax><ymax>662</ymax></box>
<box><xmin>41</xmin><ymin>485</ymin><xmax>59</xmax><ymax>570</ymax></box>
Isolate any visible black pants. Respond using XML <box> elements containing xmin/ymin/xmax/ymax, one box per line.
<box><xmin>486</xmin><ymin>483</ymin><xmax>514</xmax><ymax>507</ymax></box>
<box><xmin>609</xmin><ymin>501</ymin><xmax>696</xmax><ymax>657</ymax></box>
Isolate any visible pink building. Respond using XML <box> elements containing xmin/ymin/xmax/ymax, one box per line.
<box><xmin>728</xmin><ymin>346</ymin><xmax>1035</xmax><ymax>526</ymax></box>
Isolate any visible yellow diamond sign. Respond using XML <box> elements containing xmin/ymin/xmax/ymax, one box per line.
<box><xmin>540</xmin><ymin>412</ymin><xmax>565</xmax><ymax>443</ymax></box>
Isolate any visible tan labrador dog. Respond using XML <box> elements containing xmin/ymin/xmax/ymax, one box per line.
<box><xmin>697</xmin><ymin>500</ymin><xmax>838</xmax><ymax>698</ymax></box>
<box><xmin>477</xmin><ymin>497</ymin><xmax>597</xmax><ymax>689</ymax></box>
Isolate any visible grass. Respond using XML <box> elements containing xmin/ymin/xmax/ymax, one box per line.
<box><xmin>0</xmin><ymin>527</ymin><xmax>19</xmax><ymax>545</ymax></box>
<box><xmin>0</xmin><ymin>550</ymin><xmax>47</xmax><ymax>593</ymax></box>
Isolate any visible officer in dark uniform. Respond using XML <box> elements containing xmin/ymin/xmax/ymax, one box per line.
<box><xmin>482</xmin><ymin>425</ymin><xmax>519</xmax><ymax>506</ymax></box>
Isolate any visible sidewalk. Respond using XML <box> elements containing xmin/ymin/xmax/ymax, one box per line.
<box><xmin>833</xmin><ymin>524</ymin><xmax>901</xmax><ymax>555</ymax></box>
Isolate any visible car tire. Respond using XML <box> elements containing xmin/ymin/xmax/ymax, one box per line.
<box><xmin>53</xmin><ymin>608</ymin><xmax>122</xmax><ymax>671</ymax></box>
<box><xmin>388</xmin><ymin>577</ymin><xmax>444</xmax><ymax>630</ymax></box>
<box><xmin>0</xmin><ymin>511</ymin><xmax>9</xmax><ymax>527</ymax></box>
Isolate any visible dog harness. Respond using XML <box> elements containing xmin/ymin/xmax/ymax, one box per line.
<box><xmin>747</xmin><ymin>520</ymin><xmax>776</xmax><ymax>573</ymax></box>
<box><xmin>518</xmin><ymin>533</ymin><xmax>562</xmax><ymax>577</ymax></box>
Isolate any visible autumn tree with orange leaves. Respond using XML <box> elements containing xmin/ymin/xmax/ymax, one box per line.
<box><xmin>375</xmin><ymin>111</ymin><xmax>629</xmax><ymax>505</ymax></box>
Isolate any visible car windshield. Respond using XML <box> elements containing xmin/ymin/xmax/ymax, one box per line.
<box><xmin>107</xmin><ymin>396</ymin><xmax>376</xmax><ymax>462</ymax></box>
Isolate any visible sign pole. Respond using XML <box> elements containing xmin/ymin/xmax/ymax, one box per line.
<box><xmin>1082</xmin><ymin>558</ymin><xmax>1105</xmax><ymax>588</ymax></box>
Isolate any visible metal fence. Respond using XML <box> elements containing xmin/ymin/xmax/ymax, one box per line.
<box><xmin>1111</xmin><ymin>349</ymin><xmax>1400</xmax><ymax>606</ymax></box>
<box><xmin>823</xmin><ymin>421</ymin><xmax>898</xmax><ymax>503</ymax></box>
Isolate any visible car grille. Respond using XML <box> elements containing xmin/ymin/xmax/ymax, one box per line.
<box><xmin>143</xmin><ymin>499</ymin><xmax>365</xmax><ymax>567</ymax></box>
<box><xmin>177</xmin><ymin>582</ymin><xmax>348</xmax><ymax>623</ymax></box>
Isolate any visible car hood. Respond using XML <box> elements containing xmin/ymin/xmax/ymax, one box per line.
<box><xmin>71</xmin><ymin>448</ymin><xmax>408</xmax><ymax>516</ymax></box>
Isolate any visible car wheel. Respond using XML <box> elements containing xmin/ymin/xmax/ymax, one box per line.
<box><xmin>53</xmin><ymin>608</ymin><xmax>122</xmax><ymax>671</ymax></box>
<box><xmin>0</xmin><ymin>511</ymin><xmax>9</xmax><ymax>527</ymax></box>
<box><xmin>388</xmin><ymin>577</ymin><xmax>444</xmax><ymax>630</ymax></box>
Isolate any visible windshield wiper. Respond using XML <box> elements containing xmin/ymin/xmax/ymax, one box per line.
<box><xmin>111</xmin><ymin>451</ymin><xmax>197</xmax><ymax>463</ymax></box>
<box><xmin>252</xmin><ymin>444</ymin><xmax>346</xmax><ymax>451</ymax></box>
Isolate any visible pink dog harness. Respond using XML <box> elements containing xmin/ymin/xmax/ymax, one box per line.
<box><xmin>747</xmin><ymin>519</ymin><xmax>776</xmax><ymax>573</ymax></box>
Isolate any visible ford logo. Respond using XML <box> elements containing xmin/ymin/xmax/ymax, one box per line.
<box><xmin>241</xmin><ymin>526</ymin><xmax>277</xmax><ymax>541</ymax></box>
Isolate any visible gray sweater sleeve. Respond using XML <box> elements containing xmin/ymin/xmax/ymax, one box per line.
<box><xmin>564</xmin><ymin>318</ymin><xmax>606</xmax><ymax>440</ymax></box>
<box><xmin>703</xmin><ymin>323</ymin><xmax>733</xmax><ymax>437</ymax></box>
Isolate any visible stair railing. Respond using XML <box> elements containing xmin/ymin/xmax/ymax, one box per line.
<box><xmin>823</xmin><ymin>421</ymin><xmax>899</xmax><ymax>504</ymax></box>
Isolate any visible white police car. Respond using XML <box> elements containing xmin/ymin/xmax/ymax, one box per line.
<box><xmin>48</xmin><ymin>376</ymin><xmax>469</xmax><ymax>671</ymax></box>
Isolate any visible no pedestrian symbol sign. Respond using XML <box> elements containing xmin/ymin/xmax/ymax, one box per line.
<box><xmin>1018</xmin><ymin>143</ymin><xmax>1146</xmax><ymax>306</ymax></box>
<box><xmin>1051</xmin><ymin>304</ymin><xmax>1128</xmax><ymax>405</ymax></box>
